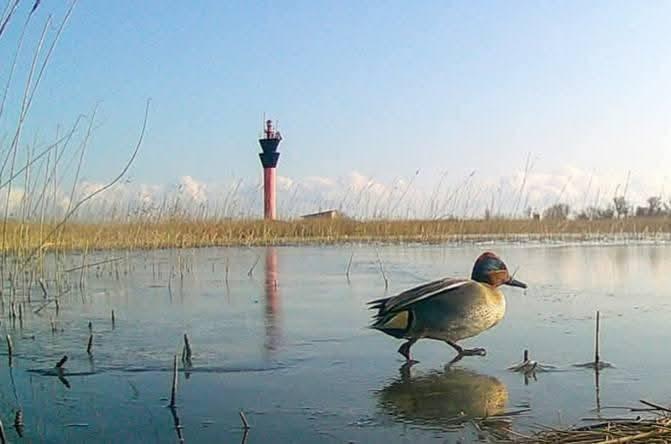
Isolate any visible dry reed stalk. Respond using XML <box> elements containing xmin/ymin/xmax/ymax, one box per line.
<box><xmin>0</xmin><ymin>416</ymin><xmax>6</xmax><ymax>444</ymax></box>
<box><xmin>79</xmin><ymin>243</ymin><xmax>88</xmax><ymax>289</ymax></box>
<box><xmin>247</xmin><ymin>254</ymin><xmax>260</xmax><ymax>277</ymax></box>
<box><xmin>225</xmin><ymin>257</ymin><xmax>230</xmax><ymax>284</ymax></box>
<box><xmin>182</xmin><ymin>333</ymin><xmax>192</xmax><ymax>363</ymax></box>
<box><xmin>86</xmin><ymin>333</ymin><xmax>93</xmax><ymax>354</ymax></box>
<box><xmin>13</xmin><ymin>410</ymin><xmax>23</xmax><ymax>437</ymax></box>
<box><xmin>639</xmin><ymin>400</ymin><xmax>671</xmax><ymax>413</ymax></box>
<box><xmin>239</xmin><ymin>411</ymin><xmax>250</xmax><ymax>430</ymax></box>
<box><xmin>38</xmin><ymin>277</ymin><xmax>47</xmax><ymax>298</ymax></box>
<box><xmin>345</xmin><ymin>251</ymin><xmax>353</xmax><ymax>282</ymax></box>
<box><xmin>169</xmin><ymin>354</ymin><xmax>178</xmax><ymax>408</ymax></box>
<box><xmin>55</xmin><ymin>355</ymin><xmax>67</xmax><ymax>368</ymax></box>
<box><xmin>595</xmin><ymin>310</ymin><xmax>600</xmax><ymax>365</ymax></box>
<box><xmin>111</xmin><ymin>309</ymin><xmax>115</xmax><ymax>328</ymax></box>
<box><xmin>375</xmin><ymin>250</ymin><xmax>389</xmax><ymax>290</ymax></box>
<box><xmin>507</xmin><ymin>403</ymin><xmax>671</xmax><ymax>443</ymax></box>
<box><xmin>5</xmin><ymin>334</ymin><xmax>12</xmax><ymax>357</ymax></box>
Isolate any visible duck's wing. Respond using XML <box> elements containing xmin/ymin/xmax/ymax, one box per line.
<box><xmin>368</xmin><ymin>278</ymin><xmax>469</xmax><ymax>316</ymax></box>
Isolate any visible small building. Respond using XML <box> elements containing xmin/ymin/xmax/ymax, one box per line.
<box><xmin>301</xmin><ymin>209</ymin><xmax>342</xmax><ymax>220</ymax></box>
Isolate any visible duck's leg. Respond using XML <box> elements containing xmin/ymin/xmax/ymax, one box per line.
<box><xmin>445</xmin><ymin>340</ymin><xmax>486</xmax><ymax>357</ymax></box>
<box><xmin>397</xmin><ymin>338</ymin><xmax>418</xmax><ymax>362</ymax></box>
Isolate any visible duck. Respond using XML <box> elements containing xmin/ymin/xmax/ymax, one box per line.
<box><xmin>368</xmin><ymin>252</ymin><xmax>526</xmax><ymax>363</ymax></box>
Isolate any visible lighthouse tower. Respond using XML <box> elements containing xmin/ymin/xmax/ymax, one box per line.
<box><xmin>258</xmin><ymin>119</ymin><xmax>282</xmax><ymax>220</ymax></box>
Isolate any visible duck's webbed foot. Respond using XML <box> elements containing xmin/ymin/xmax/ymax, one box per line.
<box><xmin>445</xmin><ymin>340</ymin><xmax>487</xmax><ymax>358</ymax></box>
<box><xmin>397</xmin><ymin>338</ymin><xmax>418</xmax><ymax>363</ymax></box>
<box><xmin>461</xmin><ymin>347</ymin><xmax>487</xmax><ymax>356</ymax></box>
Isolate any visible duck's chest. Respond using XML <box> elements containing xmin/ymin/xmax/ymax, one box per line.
<box><xmin>470</xmin><ymin>292</ymin><xmax>506</xmax><ymax>326</ymax></box>
<box><xmin>413</xmin><ymin>284</ymin><xmax>507</xmax><ymax>339</ymax></box>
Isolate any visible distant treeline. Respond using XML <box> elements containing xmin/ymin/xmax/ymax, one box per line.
<box><xmin>529</xmin><ymin>196</ymin><xmax>671</xmax><ymax>221</ymax></box>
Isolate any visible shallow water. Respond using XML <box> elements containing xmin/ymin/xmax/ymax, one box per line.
<box><xmin>3</xmin><ymin>243</ymin><xmax>671</xmax><ymax>443</ymax></box>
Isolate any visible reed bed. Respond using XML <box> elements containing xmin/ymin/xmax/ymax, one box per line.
<box><xmin>0</xmin><ymin>216</ymin><xmax>668</xmax><ymax>252</ymax></box>
<box><xmin>506</xmin><ymin>415</ymin><xmax>671</xmax><ymax>443</ymax></box>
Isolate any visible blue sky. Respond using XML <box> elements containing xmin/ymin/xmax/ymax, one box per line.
<box><xmin>2</xmin><ymin>1</ymin><xmax>671</xmax><ymax>215</ymax></box>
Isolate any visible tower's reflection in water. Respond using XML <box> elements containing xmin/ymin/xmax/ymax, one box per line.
<box><xmin>264</xmin><ymin>247</ymin><xmax>281</xmax><ymax>355</ymax></box>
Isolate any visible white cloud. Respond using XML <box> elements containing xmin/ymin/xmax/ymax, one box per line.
<box><xmin>178</xmin><ymin>175</ymin><xmax>207</xmax><ymax>203</ymax></box>
<box><xmin>0</xmin><ymin>166</ymin><xmax>667</xmax><ymax>221</ymax></box>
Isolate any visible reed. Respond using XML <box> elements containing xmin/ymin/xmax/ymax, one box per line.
<box><xmin>169</xmin><ymin>354</ymin><xmax>178</xmax><ymax>408</ymax></box>
<box><xmin>0</xmin><ymin>216</ymin><xmax>667</xmax><ymax>252</ymax></box>
<box><xmin>505</xmin><ymin>410</ymin><xmax>671</xmax><ymax>443</ymax></box>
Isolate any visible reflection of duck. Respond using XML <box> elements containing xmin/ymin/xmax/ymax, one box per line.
<box><xmin>376</xmin><ymin>367</ymin><xmax>508</xmax><ymax>429</ymax></box>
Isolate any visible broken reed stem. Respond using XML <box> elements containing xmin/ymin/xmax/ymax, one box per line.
<box><xmin>55</xmin><ymin>355</ymin><xmax>68</xmax><ymax>368</ymax></box>
<box><xmin>595</xmin><ymin>310</ymin><xmax>600</xmax><ymax>365</ymax></box>
<box><xmin>182</xmin><ymin>333</ymin><xmax>192</xmax><ymax>363</ymax></box>
<box><xmin>345</xmin><ymin>251</ymin><xmax>354</xmax><ymax>282</ymax></box>
<box><xmin>170</xmin><ymin>354</ymin><xmax>178</xmax><ymax>408</ymax></box>
<box><xmin>598</xmin><ymin>428</ymin><xmax>666</xmax><ymax>444</ymax></box>
<box><xmin>247</xmin><ymin>254</ymin><xmax>260</xmax><ymax>277</ymax></box>
<box><xmin>375</xmin><ymin>250</ymin><xmax>389</xmax><ymax>290</ymax></box>
<box><xmin>38</xmin><ymin>278</ymin><xmax>47</xmax><ymax>299</ymax></box>
<box><xmin>13</xmin><ymin>410</ymin><xmax>23</xmax><ymax>437</ymax></box>
<box><xmin>639</xmin><ymin>399</ymin><xmax>671</xmax><ymax>413</ymax></box>
<box><xmin>523</xmin><ymin>349</ymin><xmax>529</xmax><ymax>362</ymax></box>
<box><xmin>239</xmin><ymin>410</ymin><xmax>250</xmax><ymax>430</ymax></box>
<box><xmin>79</xmin><ymin>246</ymin><xmax>87</xmax><ymax>289</ymax></box>
<box><xmin>5</xmin><ymin>335</ymin><xmax>12</xmax><ymax>359</ymax></box>
<box><xmin>86</xmin><ymin>333</ymin><xmax>93</xmax><ymax>354</ymax></box>
<box><xmin>0</xmin><ymin>416</ymin><xmax>6</xmax><ymax>444</ymax></box>
<box><xmin>88</xmin><ymin>320</ymin><xmax>92</xmax><ymax>333</ymax></box>
<box><xmin>111</xmin><ymin>309</ymin><xmax>115</xmax><ymax>328</ymax></box>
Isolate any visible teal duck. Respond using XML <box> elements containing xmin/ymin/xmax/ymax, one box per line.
<box><xmin>369</xmin><ymin>252</ymin><xmax>526</xmax><ymax>362</ymax></box>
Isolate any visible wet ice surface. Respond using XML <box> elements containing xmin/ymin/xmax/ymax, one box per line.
<box><xmin>3</xmin><ymin>242</ymin><xmax>671</xmax><ymax>442</ymax></box>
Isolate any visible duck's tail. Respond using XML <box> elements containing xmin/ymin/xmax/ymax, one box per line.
<box><xmin>367</xmin><ymin>297</ymin><xmax>412</xmax><ymax>338</ymax></box>
<box><xmin>366</xmin><ymin>296</ymin><xmax>390</xmax><ymax>313</ymax></box>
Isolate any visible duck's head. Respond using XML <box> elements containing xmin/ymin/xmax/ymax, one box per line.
<box><xmin>471</xmin><ymin>252</ymin><xmax>527</xmax><ymax>289</ymax></box>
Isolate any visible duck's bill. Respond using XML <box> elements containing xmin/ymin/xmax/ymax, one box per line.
<box><xmin>506</xmin><ymin>278</ymin><xmax>527</xmax><ymax>289</ymax></box>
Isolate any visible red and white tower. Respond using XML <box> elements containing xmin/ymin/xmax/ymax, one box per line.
<box><xmin>258</xmin><ymin>119</ymin><xmax>282</xmax><ymax>220</ymax></box>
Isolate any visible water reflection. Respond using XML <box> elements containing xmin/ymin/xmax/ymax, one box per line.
<box><xmin>376</xmin><ymin>366</ymin><xmax>508</xmax><ymax>430</ymax></box>
<box><xmin>264</xmin><ymin>247</ymin><xmax>281</xmax><ymax>354</ymax></box>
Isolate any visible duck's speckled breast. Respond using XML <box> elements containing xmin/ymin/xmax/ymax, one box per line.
<box><xmin>409</xmin><ymin>281</ymin><xmax>506</xmax><ymax>342</ymax></box>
